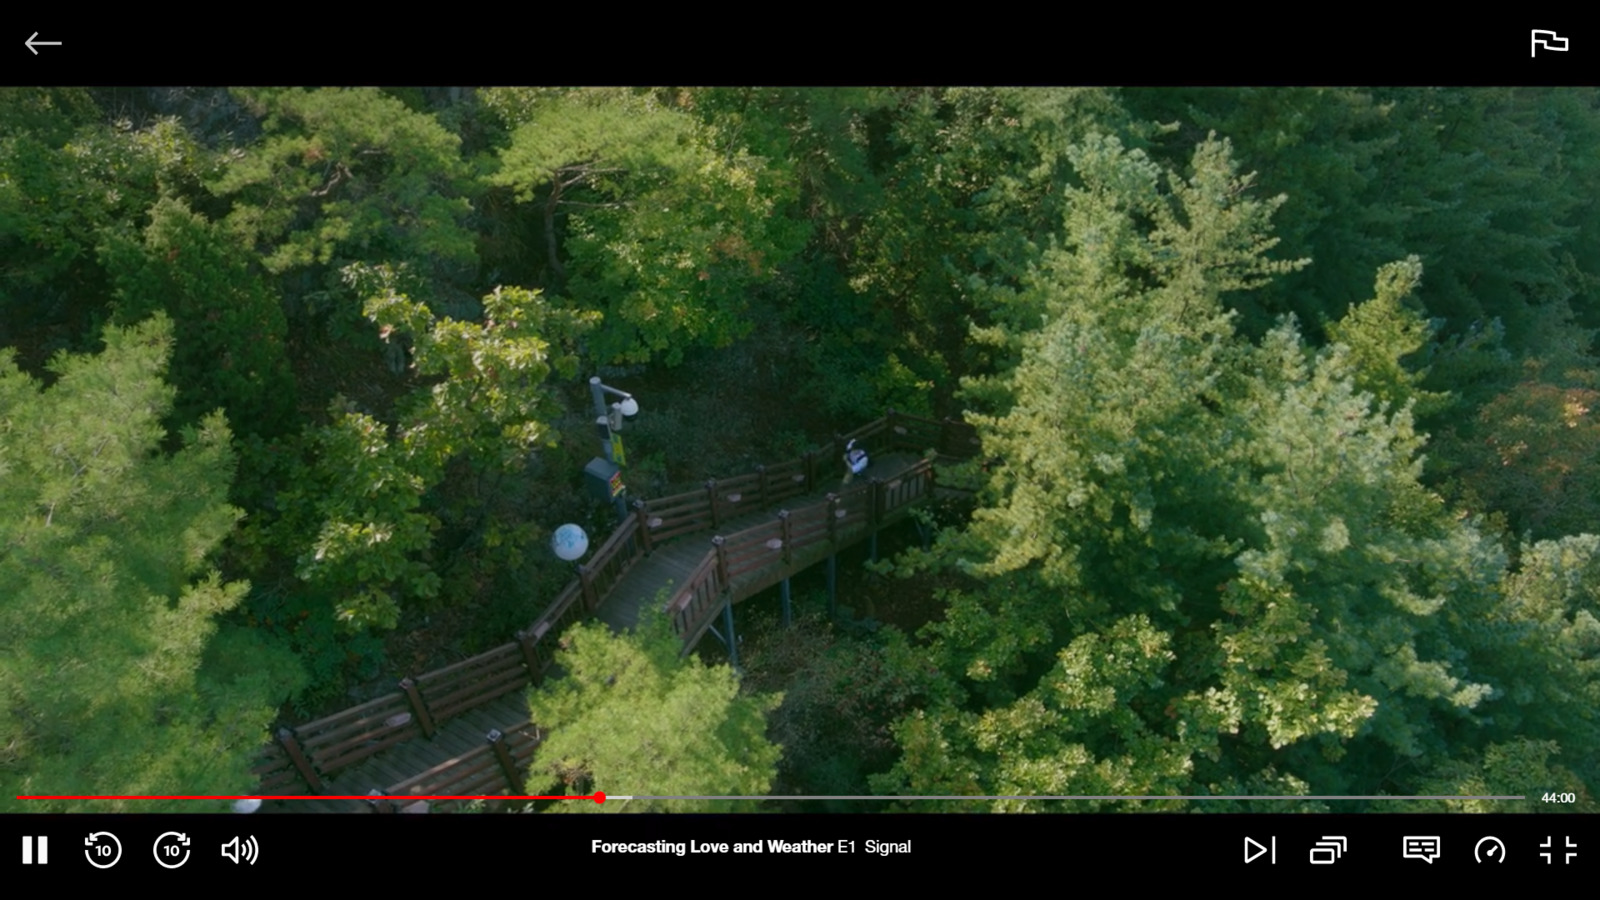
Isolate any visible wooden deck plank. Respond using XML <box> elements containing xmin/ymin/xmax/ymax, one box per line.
<box><xmin>363</xmin><ymin>759</ymin><xmax>420</xmax><ymax>793</ymax></box>
<box><xmin>420</xmin><ymin>723</ymin><xmax>486</xmax><ymax>761</ymax></box>
<box><xmin>459</xmin><ymin>707</ymin><xmax>508</xmax><ymax>739</ymax></box>
<box><xmin>447</xmin><ymin>715</ymin><xmax>489</xmax><ymax>745</ymax></box>
<box><xmin>486</xmin><ymin>701</ymin><xmax>528</xmax><ymax>732</ymax></box>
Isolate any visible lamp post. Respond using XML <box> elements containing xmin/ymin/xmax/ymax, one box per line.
<box><xmin>587</xmin><ymin>376</ymin><xmax>639</xmax><ymax>521</ymax></box>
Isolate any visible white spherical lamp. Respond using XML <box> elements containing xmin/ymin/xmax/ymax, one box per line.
<box><xmin>617</xmin><ymin>395</ymin><xmax>639</xmax><ymax>418</ymax></box>
<box><xmin>551</xmin><ymin>523</ymin><xmax>589</xmax><ymax>561</ymax></box>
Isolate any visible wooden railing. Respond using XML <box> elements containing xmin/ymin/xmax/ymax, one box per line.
<box><xmin>260</xmin><ymin>409</ymin><xmax>980</xmax><ymax>800</ymax></box>
<box><xmin>250</xmin><ymin>741</ymin><xmax>305</xmax><ymax>794</ymax></box>
<box><xmin>577</xmin><ymin>515</ymin><xmax>647</xmax><ymax>610</ymax></box>
<box><xmin>367</xmin><ymin>722</ymin><xmax>545</xmax><ymax>813</ymax></box>
<box><xmin>661</xmin><ymin>454</ymin><xmax>942</xmax><ymax>650</ymax></box>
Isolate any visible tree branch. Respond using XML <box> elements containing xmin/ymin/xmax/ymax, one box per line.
<box><xmin>310</xmin><ymin>162</ymin><xmax>353</xmax><ymax>198</ymax></box>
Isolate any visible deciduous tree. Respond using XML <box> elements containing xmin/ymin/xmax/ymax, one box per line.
<box><xmin>291</xmin><ymin>272</ymin><xmax>595</xmax><ymax>631</ymax></box>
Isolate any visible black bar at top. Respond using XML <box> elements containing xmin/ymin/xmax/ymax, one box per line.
<box><xmin>1</xmin><ymin>20</ymin><xmax>1591</xmax><ymax>86</ymax></box>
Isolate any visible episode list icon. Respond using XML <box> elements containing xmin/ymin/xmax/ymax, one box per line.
<box><xmin>1310</xmin><ymin>836</ymin><xmax>1347</xmax><ymax>865</ymax></box>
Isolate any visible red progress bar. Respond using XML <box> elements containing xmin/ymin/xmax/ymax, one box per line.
<box><xmin>19</xmin><ymin>792</ymin><xmax>607</xmax><ymax>803</ymax></box>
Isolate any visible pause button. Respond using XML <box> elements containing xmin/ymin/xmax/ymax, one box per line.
<box><xmin>22</xmin><ymin>835</ymin><xmax>48</xmax><ymax>865</ymax></box>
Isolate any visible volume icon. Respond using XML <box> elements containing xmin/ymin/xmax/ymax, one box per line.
<box><xmin>221</xmin><ymin>835</ymin><xmax>259</xmax><ymax>865</ymax></box>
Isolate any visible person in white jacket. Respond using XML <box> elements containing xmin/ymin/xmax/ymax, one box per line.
<box><xmin>842</xmin><ymin>438</ymin><xmax>869</xmax><ymax>484</ymax></box>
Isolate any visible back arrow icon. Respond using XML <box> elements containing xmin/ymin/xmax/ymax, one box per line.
<box><xmin>26</xmin><ymin>32</ymin><xmax>63</xmax><ymax>55</ymax></box>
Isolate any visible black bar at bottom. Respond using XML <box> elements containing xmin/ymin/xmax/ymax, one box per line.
<box><xmin>2</xmin><ymin>812</ymin><xmax>1590</xmax><ymax>882</ymax></box>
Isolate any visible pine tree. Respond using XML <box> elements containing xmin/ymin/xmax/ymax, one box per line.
<box><xmin>0</xmin><ymin>314</ymin><xmax>303</xmax><ymax>812</ymax></box>
<box><xmin>98</xmin><ymin>196</ymin><xmax>298</xmax><ymax>439</ymax></box>
<box><xmin>525</xmin><ymin>608</ymin><xmax>781</xmax><ymax>812</ymax></box>
<box><xmin>487</xmin><ymin>88</ymin><xmax>807</xmax><ymax>365</ymax></box>
<box><xmin>1323</xmin><ymin>255</ymin><xmax>1449</xmax><ymax>420</ymax></box>
<box><xmin>873</xmin><ymin>132</ymin><xmax>1600</xmax><ymax>808</ymax></box>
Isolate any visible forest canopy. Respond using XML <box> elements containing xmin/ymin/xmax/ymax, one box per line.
<box><xmin>0</xmin><ymin>87</ymin><xmax>1595</xmax><ymax>811</ymax></box>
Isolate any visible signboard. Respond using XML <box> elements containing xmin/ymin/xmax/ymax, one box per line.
<box><xmin>609</xmin><ymin>469</ymin><xmax>625</xmax><ymax>498</ymax></box>
<box><xmin>610</xmin><ymin>433</ymin><xmax>627</xmax><ymax>467</ymax></box>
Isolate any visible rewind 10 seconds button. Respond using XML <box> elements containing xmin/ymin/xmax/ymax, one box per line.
<box><xmin>85</xmin><ymin>832</ymin><xmax>122</xmax><ymax>869</ymax></box>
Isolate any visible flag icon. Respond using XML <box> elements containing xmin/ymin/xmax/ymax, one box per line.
<box><xmin>1532</xmin><ymin>30</ymin><xmax>1569</xmax><ymax>57</ymax></box>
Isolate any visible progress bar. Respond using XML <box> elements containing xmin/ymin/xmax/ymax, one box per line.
<box><xmin>606</xmin><ymin>794</ymin><xmax>1525</xmax><ymax>801</ymax></box>
<box><xmin>20</xmin><ymin>792</ymin><xmax>1526</xmax><ymax>803</ymax></box>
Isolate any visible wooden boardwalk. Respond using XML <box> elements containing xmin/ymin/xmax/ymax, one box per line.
<box><xmin>251</xmin><ymin>411</ymin><xmax>982</xmax><ymax>808</ymax></box>
<box><xmin>598</xmin><ymin>452</ymin><xmax>922</xmax><ymax>634</ymax></box>
<box><xmin>262</xmin><ymin>451</ymin><xmax>932</xmax><ymax>812</ymax></box>
<box><xmin>271</xmin><ymin>693</ymin><xmax>535</xmax><ymax>813</ymax></box>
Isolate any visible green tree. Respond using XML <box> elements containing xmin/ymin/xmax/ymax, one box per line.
<box><xmin>487</xmin><ymin>88</ymin><xmax>807</xmax><ymax>365</ymax></box>
<box><xmin>1122</xmin><ymin>88</ymin><xmax>1595</xmax><ymax>350</ymax></box>
<box><xmin>1</xmin><ymin>104</ymin><xmax>210</xmax><ymax>366</ymax></box>
<box><xmin>807</xmin><ymin>88</ymin><xmax>1140</xmax><ymax>419</ymax></box>
<box><xmin>1444</xmin><ymin>375</ymin><xmax>1600</xmax><ymax>541</ymax></box>
<box><xmin>208</xmin><ymin>87</ymin><xmax>478</xmax><ymax>343</ymax></box>
<box><xmin>212</xmin><ymin>87</ymin><xmax>476</xmax><ymax>276</ymax></box>
<box><xmin>873</xmin><ymin>132</ymin><xmax>1600</xmax><ymax>808</ymax></box>
<box><xmin>525</xmin><ymin>610</ymin><xmax>781</xmax><ymax>812</ymax></box>
<box><xmin>290</xmin><ymin>274</ymin><xmax>595</xmax><ymax>631</ymax></box>
<box><xmin>1323</xmin><ymin>256</ymin><xmax>1449</xmax><ymax>420</ymax></box>
<box><xmin>98</xmin><ymin>196</ymin><xmax>297</xmax><ymax>439</ymax></box>
<box><xmin>1413</xmin><ymin>739</ymin><xmax>1597</xmax><ymax>812</ymax></box>
<box><xmin>0</xmin><ymin>314</ymin><xmax>303</xmax><ymax>812</ymax></box>
<box><xmin>1423</xmin><ymin>302</ymin><xmax>1600</xmax><ymax>541</ymax></box>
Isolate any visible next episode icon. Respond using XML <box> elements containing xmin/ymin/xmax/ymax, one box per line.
<box><xmin>1244</xmin><ymin>836</ymin><xmax>1275</xmax><ymax>864</ymax></box>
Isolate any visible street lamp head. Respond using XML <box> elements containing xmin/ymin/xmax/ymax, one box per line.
<box><xmin>551</xmin><ymin>523</ymin><xmax>589</xmax><ymax>561</ymax></box>
<box><xmin>617</xmin><ymin>395</ymin><xmax>639</xmax><ymax>418</ymax></box>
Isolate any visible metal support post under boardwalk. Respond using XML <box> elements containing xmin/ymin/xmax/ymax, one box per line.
<box><xmin>722</xmin><ymin>597</ymin><xmax>739</xmax><ymax>669</ymax></box>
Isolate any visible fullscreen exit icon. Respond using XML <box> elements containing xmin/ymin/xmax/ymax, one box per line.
<box><xmin>1540</xmin><ymin>836</ymin><xmax>1577</xmax><ymax>864</ymax></box>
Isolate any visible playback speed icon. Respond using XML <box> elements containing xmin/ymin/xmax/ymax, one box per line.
<box><xmin>221</xmin><ymin>835</ymin><xmax>260</xmax><ymax>865</ymax></box>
